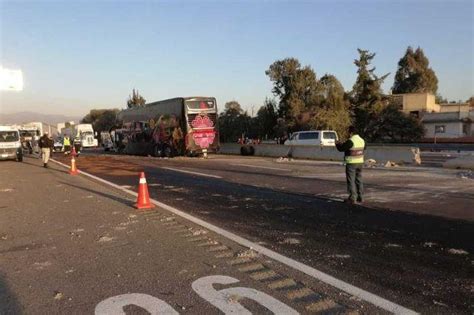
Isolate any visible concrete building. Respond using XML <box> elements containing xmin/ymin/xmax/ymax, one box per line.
<box><xmin>388</xmin><ymin>93</ymin><xmax>473</xmax><ymax>139</ymax></box>
<box><xmin>422</xmin><ymin>111</ymin><xmax>473</xmax><ymax>139</ymax></box>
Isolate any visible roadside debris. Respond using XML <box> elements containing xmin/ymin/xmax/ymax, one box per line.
<box><xmin>280</xmin><ymin>238</ymin><xmax>301</xmax><ymax>245</ymax></box>
<box><xmin>365</xmin><ymin>159</ymin><xmax>377</xmax><ymax>167</ymax></box>
<box><xmin>192</xmin><ymin>229</ymin><xmax>208</xmax><ymax>236</ymax></box>
<box><xmin>385</xmin><ymin>243</ymin><xmax>402</xmax><ymax>248</ymax></box>
<box><xmin>97</xmin><ymin>236</ymin><xmax>115</xmax><ymax>243</ymax></box>
<box><xmin>448</xmin><ymin>248</ymin><xmax>469</xmax><ymax>255</ymax></box>
<box><xmin>457</xmin><ymin>170</ymin><xmax>474</xmax><ymax>180</ymax></box>
<box><xmin>237</xmin><ymin>249</ymin><xmax>259</xmax><ymax>258</ymax></box>
<box><xmin>34</xmin><ymin>261</ymin><xmax>52</xmax><ymax>270</ymax></box>
<box><xmin>53</xmin><ymin>291</ymin><xmax>64</xmax><ymax>300</ymax></box>
<box><xmin>384</xmin><ymin>161</ymin><xmax>399</xmax><ymax>168</ymax></box>
<box><xmin>326</xmin><ymin>254</ymin><xmax>351</xmax><ymax>259</ymax></box>
<box><xmin>276</xmin><ymin>157</ymin><xmax>292</xmax><ymax>163</ymax></box>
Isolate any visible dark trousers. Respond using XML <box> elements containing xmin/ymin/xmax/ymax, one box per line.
<box><xmin>345</xmin><ymin>163</ymin><xmax>363</xmax><ymax>202</ymax></box>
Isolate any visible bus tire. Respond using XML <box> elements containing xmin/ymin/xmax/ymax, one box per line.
<box><xmin>240</xmin><ymin>145</ymin><xmax>255</xmax><ymax>156</ymax></box>
<box><xmin>163</xmin><ymin>145</ymin><xmax>173</xmax><ymax>158</ymax></box>
<box><xmin>153</xmin><ymin>145</ymin><xmax>163</xmax><ymax>157</ymax></box>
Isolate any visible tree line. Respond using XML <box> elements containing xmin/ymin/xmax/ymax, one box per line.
<box><xmin>219</xmin><ymin>46</ymin><xmax>462</xmax><ymax>143</ymax></box>
<box><xmin>80</xmin><ymin>46</ymin><xmax>472</xmax><ymax>144</ymax></box>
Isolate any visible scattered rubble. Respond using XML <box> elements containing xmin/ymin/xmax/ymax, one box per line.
<box><xmin>53</xmin><ymin>291</ymin><xmax>64</xmax><ymax>300</ymax></box>
<box><xmin>384</xmin><ymin>161</ymin><xmax>399</xmax><ymax>168</ymax></box>
<box><xmin>280</xmin><ymin>238</ymin><xmax>301</xmax><ymax>245</ymax></box>
<box><xmin>237</xmin><ymin>249</ymin><xmax>259</xmax><ymax>258</ymax></box>
<box><xmin>97</xmin><ymin>236</ymin><xmax>115</xmax><ymax>243</ymax></box>
<box><xmin>276</xmin><ymin>157</ymin><xmax>292</xmax><ymax>163</ymax></box>
<box><xmin>385</xmin><ymin>243</ymin><xmax>402</xmax><ymax>248</ymax></box>
<box><xmin>448</xmin><ymin>248</ymin><xmax>469</xmax><ymax>255</ymax></box>
<box><xmin>34</xmin><ymin>261</ymin><xmax>52</xmax><ymax>270</ymax></box>
<box><xmin>365</xmin><ymin>159</ymin><xmax>377</xmax><ymax>167</ymax></box>
<box><xmin>457</xmin><ymin>170</ymin><xmax>474</xmax><ymax>180</ymax></box>
<box><xmin>326</xmin><ymin>254</ymin><xmax>351</xmax><ymax>259</ymax></box>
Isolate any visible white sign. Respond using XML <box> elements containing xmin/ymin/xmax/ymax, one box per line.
<box><xmin>0</xmin><ymin>66</ymin><xmax>23</xmax><ymax>91</ymax></box>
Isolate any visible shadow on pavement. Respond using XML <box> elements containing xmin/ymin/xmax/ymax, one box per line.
<box><xmin>58</xmin><ymin>181</ymin><xmax>135</xmax><ymax>207</ymax></box>
<box><xmin>22</xmin><ymin>158</ymin><xmax>68</xmax><ymax>174</ymax></box>
<box><xmin>0</xmin><ymin>272</ymin><xmax>22</xmax><ymax>314</ymax></box>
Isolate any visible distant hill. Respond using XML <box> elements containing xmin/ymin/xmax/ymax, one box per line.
<box><xmin>0</xmin><ymin>111</ymin><xmax>83</xmax><ymax>125</ymax></box>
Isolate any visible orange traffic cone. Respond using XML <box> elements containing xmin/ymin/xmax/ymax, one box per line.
<box><xmin>135</xmin><ymin>172</ymin><xmax>154</xmax><ymax>210</ymax></box>
<box><xmin>70</xmin><ymin>156</ymin><xmax>79</xmax><ymax>175</ymax></box>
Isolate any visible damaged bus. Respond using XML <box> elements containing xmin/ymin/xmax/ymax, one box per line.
<box><xmin>115</xmin><ymin>97</ymin><xmax>219</xmax><ymax>157</ymax></box>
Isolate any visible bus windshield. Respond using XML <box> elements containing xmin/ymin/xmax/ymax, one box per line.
<box><xmin>186</xmin><ymin>99</ymin><xmax>215</xmax><ymax>110</ymax></box>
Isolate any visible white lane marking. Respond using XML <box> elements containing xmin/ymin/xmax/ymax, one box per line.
<box><xmin>231</xmin><ymin>163</ymin><xmax>291</xmax><ymax>172</ymax></box>
<box><xmin>161</xmin><ymin>167</ymin><xmax>222</xmax><ymax>179</ymax></box>
<box><xmin>95</xmin><ymin>293</ymin><xmax>178</xmax><ymax>314</ymax></box>
<box><xmin>50</xmin><ymin>159</ymin><xmax>418</xmax><ymax>315</ymax></box>
<box><xmin>192</xmin><ymin>275</ymin><xmax>298</xmax><ymax>315</ymax></box>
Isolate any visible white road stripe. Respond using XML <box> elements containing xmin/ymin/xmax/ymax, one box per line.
<box><xmin>161</xmin><ymin>167</ymin><xmax>222</xmax><ymax>179</ymax></box>
<box><xmin>50</xmin><ymin>158</ymin><xmax>418</xmax><ymax>315</ymax></box>
<box><xmin>231</xmin><ymin>163</ymin><xmax>291</xmax><ymax>172</ymax></box>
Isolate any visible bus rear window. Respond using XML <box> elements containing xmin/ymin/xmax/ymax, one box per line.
<box><xmin>186</xmin><ymin>100</ymin><xmax>215</xmax><ymax>110</ymax></box>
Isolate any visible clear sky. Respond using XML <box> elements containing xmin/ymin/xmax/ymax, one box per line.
<box><xmin>1</xmin><ymin>0</ymin><xmax>473</xmax><ymax>117</ymax></box>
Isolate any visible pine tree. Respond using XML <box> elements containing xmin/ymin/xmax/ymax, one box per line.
<box><xmin>127</xmin><ymin>89</ymin><xmax>146</xmax><ymax>108</ymax></box>
<box><xmin>392</xmin><ymin>46</ymin><xmax>438</xmax><ymax>94</ymax></box>
<box><xmin>351</xmin><ymin>49</ymin><xmax>389</xmax><ymax>139</ymax></box>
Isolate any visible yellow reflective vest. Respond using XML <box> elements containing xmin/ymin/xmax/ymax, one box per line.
<box><xmin>345</xmin><ymin>134</ymin><xmax>365</xmax><ymax>164</ymax></box>
<box><xmin>63</xmin><ymin>137</ymin><xmax>71</xmax><ymax>146</ymax></box>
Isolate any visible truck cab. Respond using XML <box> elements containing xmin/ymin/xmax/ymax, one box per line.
<box><xmin>76</xmin><ymin>124</ymin><xmax>98</xmax><ymax>148</ymax></box>
<box><xmin>0</xmin><ymin>126</ymin><xmax>23</xmax><ymax>162</ymax></box>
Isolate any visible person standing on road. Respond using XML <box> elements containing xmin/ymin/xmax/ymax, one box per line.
<box><xmin>336</xmin><ymin>126</ymin><xmax>366</xmax><ymax>205</ymax></box>
<box><xmin>63</xmin><ymin>135</ymin><xmax>71</xmax><ymax>155</ymax></box>
<box><xmin>38</xmin><ymin>131</ymin><xmax>54</xmax><ymax>168</ymax></box>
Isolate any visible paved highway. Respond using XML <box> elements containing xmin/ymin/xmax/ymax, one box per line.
<box><xmin>45</xmin><ymin>151</ymin><xmax>474</xmax><ymax>314</ymax></box>
<box><xmin>1</xmin><ymin>153</ymin><xmax>473</xmax><ymax>314</ymax></box>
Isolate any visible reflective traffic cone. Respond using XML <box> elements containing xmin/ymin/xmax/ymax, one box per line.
<box><xmin>70</xmin><ymin>156</ymin><xmax>79</xmax><ymax>175</ymax></box>
<box><xmin>135</xmin><ymin>172</ymin><xmax>154</xmax><ymax>210</ymax></box>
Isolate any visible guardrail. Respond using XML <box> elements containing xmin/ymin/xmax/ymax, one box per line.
<box><xmin>219</xmin><ymin>143</ymin><xmax>421</xmax><ymax>165</ymax></box>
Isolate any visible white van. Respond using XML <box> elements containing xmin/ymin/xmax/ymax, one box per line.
<box><xmin>0</xmin><ymin>126</ymin><xmax>23</xmax><ymax>162</ymax></box>
<box><xmin>284</xmin><ymin>130</ymin><xmax>338</xmax><ymax>146</ymax></box>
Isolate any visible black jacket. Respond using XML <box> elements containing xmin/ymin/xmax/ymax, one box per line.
<box><xmin>39</xmin><ymin>135</ymin><xmax>53</xmax><ymax>149</ymax></box>
<box><xmin>336</xmin><ymin>137</ymin><xmax>366</xmax><ymax>157</ymax></box>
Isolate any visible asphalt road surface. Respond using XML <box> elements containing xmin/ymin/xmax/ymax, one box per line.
<box><xmin>44</xmin><ymin>151</ymin><xmax>474</xmax><ymax>314</ymax></box>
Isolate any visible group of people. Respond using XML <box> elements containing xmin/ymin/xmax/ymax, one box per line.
<box><xmin>36</xmin><ymin>133</ymin><xmax>82</xmax><ymax>168</ymax></box>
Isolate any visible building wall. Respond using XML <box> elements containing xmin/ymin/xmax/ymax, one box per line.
<box><xmin>439</xmin><ymin>103</ymin><xmax>470</xmax><ymax>113</ymax></box>
<box><xmin>424</xmin><ymin>121</ymin><xmax>464</xmax><ymax>138</ymax></box>
<box><xmin>402</xmin><ymin>93</ymin><xmax>440</xmax><ymax>113</ymax></box>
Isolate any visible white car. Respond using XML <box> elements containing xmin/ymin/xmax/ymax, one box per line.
<box><xmin>284</xmin><ymin>130</ymin><xmax>338</xmax><ymax>146</ymax></box>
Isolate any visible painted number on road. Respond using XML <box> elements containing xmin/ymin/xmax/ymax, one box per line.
<box><xmin>95</xmin><ymin>275</ymin><xmax>298</xmax><ymax>314</ymax></box>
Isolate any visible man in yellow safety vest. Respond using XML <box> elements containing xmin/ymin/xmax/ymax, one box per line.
<box><xmin>336</xmin><ymin>126</ymin><xmax>366</xmax><ymax>205</ymax></box>
<box><xmin>63</xmin><ymin>135</ymin><xmax>71</xmax><ymax>155</ymax></box>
